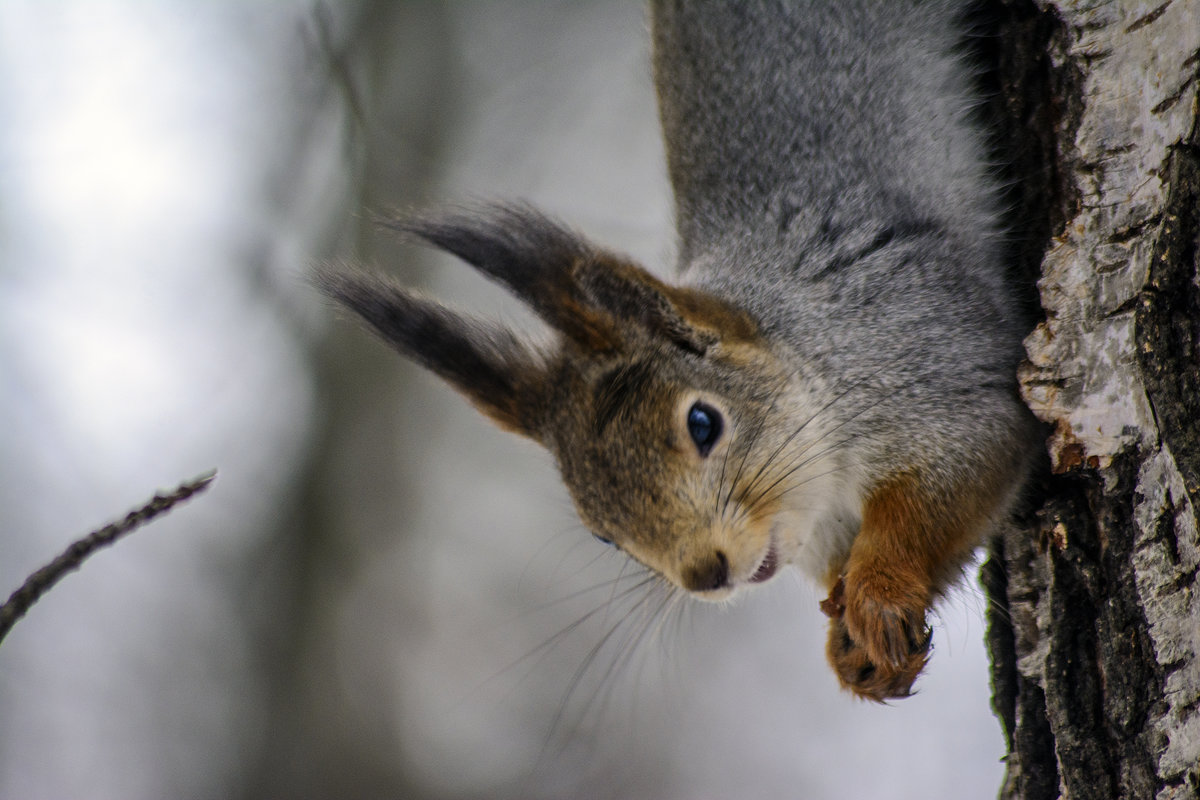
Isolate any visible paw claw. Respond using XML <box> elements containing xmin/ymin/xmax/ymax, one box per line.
<box><xmin>841</xmin><ymin>570</ymin><xmax>930</xmax><ymax>667</ymax></box>
<box><xmin>826</xmin><ymin>616</ymin><xmax>929</xmax><ymax>701</ymax></box>
<box><xmin>819</xmin><ymin>577</ymin><xmax>845</xmax><ymax>618</ymax></box>
<box><xmin>823</xmin><ymin>570</ymin><xmax>932</xmax><ymax>700</ymax></box>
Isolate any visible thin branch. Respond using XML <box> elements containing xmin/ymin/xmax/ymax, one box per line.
<box><xmin>0</xmin><ymin>470</ymin><xmax>218</xmax><ymax>647</ymax></box>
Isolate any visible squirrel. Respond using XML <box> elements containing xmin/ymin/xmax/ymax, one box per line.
<box><xmin>318</xmin><ymin>0</ymin><xmax>1040</xmax><ymax>701</ymax></box>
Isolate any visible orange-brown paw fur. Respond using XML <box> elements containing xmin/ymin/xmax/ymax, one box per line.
<box><xmin>825</xmin><ymin>615</ymin><xmax>929</xmax><ymax>701</ymax></box>
<box><xmin>821</xmin><ymin>573</ymin><xmax>933</xmax><ymax>701</ymax></box>
<box><xmin>841</xmin><ymin>566</ymin><xmax>931</xmax><ymax>669</ymax></box>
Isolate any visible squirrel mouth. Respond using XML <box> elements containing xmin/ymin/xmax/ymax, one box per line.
<box><xmin>749</xmin><ymin>542</ymin><xmax>779</xmax><ymax>584</ymax></box>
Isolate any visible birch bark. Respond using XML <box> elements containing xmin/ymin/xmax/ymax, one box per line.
<box><xmin>986</xmin><ymin>1</ymin><xmax>1200</xmax><ymax>798</ymax></box>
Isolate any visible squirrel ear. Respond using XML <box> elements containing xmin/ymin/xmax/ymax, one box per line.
<box><xmin>578</xmin><ymin>259</ymin><xmax>758</xmax><ymax>356</ymax></box>
<box><xmin>381</xmin><ymin>204</ymin><xmax>622</xmax><ymax>354</ymax></box>
<box><xmin>317</xmin><ymin>268</ymin><xmax>548</xmax><ymax>439</ymax></box>
<box><xmin>383</xmin><ymin>203</ymin><xmax>756</xmax><ymax>357</ymax></box>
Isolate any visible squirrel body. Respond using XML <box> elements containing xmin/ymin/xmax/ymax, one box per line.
<box><xmin>321</xmin><ymin>0</ymin><xmax>1039</xmax><ymax>700</ymax></box>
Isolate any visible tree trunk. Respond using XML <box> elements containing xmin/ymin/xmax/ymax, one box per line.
<box><xmin>984</xmin><ymin>1</ymin><xmax>1200</xmax><ymax>798</ymax></box>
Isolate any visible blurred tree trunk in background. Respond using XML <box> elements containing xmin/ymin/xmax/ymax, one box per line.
<box><xmin>983</xmin><ymin>1</ymin><xmax>1200</xmax><ymax>798</ymax></box>
<box><xmin>242</xmin><ymin>3</ymin><xmax>457</xmax><ymax>798</ymax></box>
<box><xmin>245</xmin><ymin>4</ymin><xmax>681</xmax><ymax>798</ymax></box>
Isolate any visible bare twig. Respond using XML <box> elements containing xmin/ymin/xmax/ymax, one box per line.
<box><xmin>0</xmin><ymin>470</ymin><xmax>217</xmax><ymax>647</ymax></box>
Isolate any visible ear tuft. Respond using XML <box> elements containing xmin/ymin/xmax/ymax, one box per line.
<box><xmin>378</xmin><ymin>203</ymin><xmax>622</xmax><ymax>353</ymax></box>
<box><xmin>372</xmin><ymin>202</ymin><xmax>758</xmax><ymax>359</ymax></box>
<box><xmin>316</xmin><ymin>265</ymin><xmax>550</xmax><ymax>438</ymax></box>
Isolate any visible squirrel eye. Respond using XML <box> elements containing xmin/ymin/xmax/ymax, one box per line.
<box><xmin>686</xmin><ymin>402</ymin><xmax>723</xmax><ymax>456</ymax></box>
<box><xmin>592</xmin><ymin>532</ymin><xmax>615</xmax><ymax>547</ymax></box>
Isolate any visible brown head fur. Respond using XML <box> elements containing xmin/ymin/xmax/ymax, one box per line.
<box><xmin>319</xmin><ymin>203</ymin><xmax>827</xmax><ymax>597</ymax></box>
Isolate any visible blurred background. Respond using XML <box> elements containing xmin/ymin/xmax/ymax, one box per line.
<box><xmin>0</xmin><ymin>2</ymin><xmax>1006</xmax><ymax>798</ymax></box>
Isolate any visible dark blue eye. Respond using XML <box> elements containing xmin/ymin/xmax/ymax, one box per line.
<box><xmin>592</xmin><ymin>531</ymin><xmax>615</xmax><ymax>547</ymax></box>
<box><xmin>686</xmin><ymin>402</ymin><xmax>722</xmax><ymax>456</ymax></box>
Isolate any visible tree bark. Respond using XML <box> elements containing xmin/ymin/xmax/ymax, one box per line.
<box><xmin>984</xmin><ymin>1</ymin><xmax>1200</xmax><ymax>798</ymax></box>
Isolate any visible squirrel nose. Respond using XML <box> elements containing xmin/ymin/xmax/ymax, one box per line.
<box><xmin>683</xmin><ymin>550</ymin><xmax>729</xmax><ymax>592</ymax></box>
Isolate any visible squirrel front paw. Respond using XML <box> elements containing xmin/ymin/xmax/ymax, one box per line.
<box><xmin>821</xmin><ymin>574</ymin><xmax>932</xmax><ymax>701</ymax></box>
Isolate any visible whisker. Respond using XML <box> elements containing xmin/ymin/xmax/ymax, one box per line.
<box><xmin>518</xmin><ymin>522</ymin><xmax>592</xmax><ymax>590</ymax></box>
<box><xmin>545</xmin><ymin>531</ymin><xmax>621</xmax><ymax>589</ymax></box>
<box><xmin>722</xmin><ymin>376</ymin><xmax>789</xmax><ymax>516</ymax></box>
<box><xmin>622</xmin><ymin>588</ymin><xmax>689</xmax><ymax>737</ymax></box>
<box><xmin>743</xmin><ymin>431</ymin><xmax>872</xmax><ymax>511</ymax></box>
<box><xmin>753</xmin><ymin>457</ymin><xmax>869</xmax><ymax>512</ymax></box>
<box><xmin>716</xmin><ymin>413</ymin><xmax>735</xmax><ymax>516</ymax></box>
<box><xmin>979</xmin><ymin>589</ymin><xmax>1015</xmax><ymax>625</ymax></box>
<box><xmin>660</xmin><ymin>588</ymin><xmax>692</xmax><ymax>661</ymax></box>
<box><xmin>734</xmin><ymin>369</ymin><xmax>895</xmax><ymax>507</ymax></box>
<box><xmin>538</xmin><ymin>578</ymin><xmax>670</xmax><ymax>759</ymax></box>
<box><xmin>524</xmin><ymin>564</ymin><xmax>657</xmax><ymax>617</ymax></box>
<box><xmin>735</xmin><ymin>373</ymin><xmax>931</xmax><ymax>517</ymax></box>
<box><xmin>599</xmin><ymin>556</ymin><xmax>633</xmax><ymax>631</ymax></box>
<box><xmin>479</xmin><ymin>572</ymin><xmax>661</xmax><ymax>698</ymax></box>
<box><xmin>574</xmin><ymin>583</ymin><xmax>679</xmax><ymax>738</ymax></box>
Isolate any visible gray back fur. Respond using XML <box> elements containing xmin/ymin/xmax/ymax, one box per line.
<box><xmin>653</xmin><ymin>0</ymin><xmax>1032</xmax><ymax>473</ymax></box>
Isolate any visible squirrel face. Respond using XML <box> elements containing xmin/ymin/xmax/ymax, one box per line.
<box><xmin>547</xmin><ymin>341</ymin><xmax>797</xmax><ymax>600</ymax></box>
<box><xmin>319</xmin><ymin>203</ymin><xmax>834</xmax><ymax>601</ymax></box>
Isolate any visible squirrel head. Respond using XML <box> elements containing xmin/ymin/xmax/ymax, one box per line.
<box><xmin>320</xmin><ymin>204</ymin><xmax>818</xmax><ymax>600</ymax></box>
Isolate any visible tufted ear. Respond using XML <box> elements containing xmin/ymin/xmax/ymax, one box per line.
<box><xmin>575</xmin><ymin>257</ymin><xmax>758</xmax><ymax>356</ymax></box>
<box><xmin>381</xmin><ymin>204</ymin><xmax>622</xmax><ymax>354</ymax></box>
<box><xmin>317</xmin><ymin>268</ymin><xmax>549</xmax><ymax>439</ymax></box>
<box><xmin>382</xmin><ymin>202</ymin><xmax>757</xmax><ymax>356</ymax></box>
